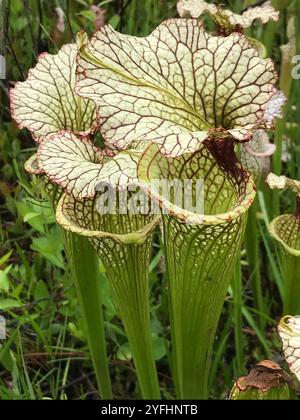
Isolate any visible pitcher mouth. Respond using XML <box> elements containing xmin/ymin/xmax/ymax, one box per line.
<box><xmin>56</xmin><ymin>193</ymin><xmax>161</xmax><ymax>245</ymax></box>
<box><xmin>139</xmin><ymin>175</ymin><xmax>256</xmax><ymax>226</ymax></box>
<box><xmin>269</xmin><ymin>215</ymin><xmax>300</xmax><ymax>257</ymax></box>
<box><xmin>138</xmin><ymin>142</ymin><xmax>256</xmax><ymax>226</ymax></box>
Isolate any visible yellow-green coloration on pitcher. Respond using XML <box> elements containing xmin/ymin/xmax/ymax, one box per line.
<box><xmin>57</xmin><ymin>193</ymin><xmax>161</xmax><ymax>399</ymax></box>
<box><xmin>13</xmin><ymin>42</ymin><xmax>113</xmax><ymax>400</ymax></box>
<box><xmin>267</xmin><ymin>174</ymin><xmax>300</xmax><ymax>315</ymax></box>
<box><xmin>10</xmin><ymin>12</ymin><xmax>282</xmax><ymax>400</ymax></box>
<box><xmin>138</xmin><ymin>141</ymin><xmax>256</xmax><ymax>398</ymax></box>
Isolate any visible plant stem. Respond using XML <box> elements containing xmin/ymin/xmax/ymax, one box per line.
<box><xmin>245</xmin><ymin>198</ymin><xmax>265</xmax><ymax>328</ymax></box>
<box><xmin>263</xmin><ymin>21</ymin><xmax>278</xmax><ymax>56</ymax></box>
<box><xmin>232</xmin><ymin>259</ymin><xmax>244</xmax><ymax>376</ymax></box>
<box><xmin>268</xmin><ymin>209</ymin><xmax>300</xmax><ymax>315</ymax></box>
<box><xmin>272</xmin><ymin>7</ymin><xmax>295</xmax><ymax>217</ymax></box>
<box><xmin>100</xmin><ymin>240</ymin><xmax>161</xmax><ymax>399</ymax></box>
<box><xmin>281</xmin><ymin>251</ymin><xmax>300</xmax><ymax>315</ymax></box>
<box><xmin>63</xmin><ymin>232</ymin><xmax>113</xmax><ymax>399</ymax></box>
<box><xmin>272</xmin><ymin>114</ymin><xmax>288</xmax><ymax>217</ymax></box>
<box><xmin>164</xmin><ymin>214</ymin><xmax>247</xmax><ymax>399</ymax></box>
<box><xmin>262</xmin><ymin>0</ymin><xmax>292</xmax><ymax>57</ymax></box>
<box><xmin>56</xmin><ymin>194</ymin><xmax>161</xmax><ymax>399</ymax></box>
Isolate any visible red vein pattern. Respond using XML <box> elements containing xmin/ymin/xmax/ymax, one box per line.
<box><xmin>76</xmin><ymin>18</ymin><xmax>277</xmax><ymax>157</ymax></box>
<box><xmin>269</xmin><ymin>213</ymin><xmax>300</xmax><ymax>257</ymax></box>
<box><xmin>138</xmin><ymin>142</ymin><xmax>255</xmax><ymax>225</ymax></box>
<box><xmin>10</xmin><ymin>43</ymin><xmax>97</xmax><ymax>142</ymax></box>
<box><xmin>278</xmin><ymin>316</ymin><xmax>300</xmax><ymax>381</ymax></box>
<box><xmin>136</xmin><ymin>139</ymin><xmax>255</xmax><ymax>398</ymax></box>
<box><xmin>38</xmin><ymin>131</ymin><xmax>139</xmax><ymax>199</ymax></box>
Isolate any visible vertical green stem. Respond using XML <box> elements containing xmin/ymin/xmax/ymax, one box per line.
<box><xmin>281</xmin><ymin>251</ymin><xmax>300</xmax><ymax>315</ymax></box>
<box><xmin>262</xmin><ymin>1</ymin><xmax>293</xmax><ymax>57</ymax></box>
<box><xmin>232</xmin><ymin>259</ymin><xmax>244</xmax><ymax>376</ymax></box>
<box><xmin>263</xmin><ymin>21</ymin><xmax>278</xmax><ymax>56</ymax></box>
<box><xmin>56</xmin><ymin>194</ymin><xmax>161</xmax><ymax>399</ymax></box>
<box><xmin>245</xmin><ymin>199</ymin><xmax>265</xmax><ymax>328</ymax></box>
<box><xmin>242</xmin><ymin>0</ymin><xmax>255</xmax><ymax>6</ymax></box>
<box><xmin>268</xmin><ymin>210</ymin><xmax>300</xmax><ymax>315</ymax></box>
<box><xmin>271</xmin><ymin>6</ymin><xmax>295</xmax><ymax>216</ymax></box>
<box><xmin>64</xmin><ymin>232</ymin><xmax>113</xmax><ymax>399</ymax></box>
<box><xmin>164</xmin><ymin>215</ymin><xmax>247</xmax><ymax>399</ymax></box>
<box><xmin>100</xmin><ymin>241</ymin><xmax>160</xmax><ymax>399</ymax></box>
<box><xmin>273</xmin><ymin>120</ymin><xmax>285</xmax><ymax>178</ymax></box>
<box><xmin>272</xmin><ymin>117</ymin><xmax>287</xmax><ymax>218</ymax></box>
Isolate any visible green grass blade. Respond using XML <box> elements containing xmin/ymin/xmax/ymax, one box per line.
<box><xmin>64</xmin><ymin>232</ymin><xmax>113</xmax><ymax>399</ymax></box>
<box><xmin>245</xmin><ymin>199</ymin><xmax>265</xmax><ymax>328</ymax></box>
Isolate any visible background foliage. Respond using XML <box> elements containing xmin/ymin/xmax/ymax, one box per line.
<box><xmin>0</xmin><ymin>0</ymin><xmax>299</xmax><ymax>399</ymax></box>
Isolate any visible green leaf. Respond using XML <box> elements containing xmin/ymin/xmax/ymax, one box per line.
<box><xmin>152</xmin><ymin>336</ymin><xmax>167</xmax><ymax>361</ymax></box>
<box><xmin>0</xmin><ymin>251</ymin><xmax>13</xmax><ymax>267</ymax></box>
<box><xmin>99</xmin><ymin>275</ymin><xmax>117</xmax><ymax>318</ymax></box>
<box><xmin>108</xmin><ymin>15</ymin><xmax>120</xmax><ymax>28</ymax></box>
<box><xmin>0</xmin><ymin>299</ymin><xmax>22</xmax><ymax>310</ymax></box>
<box><xmin>76</xmin><ymin>10</ymin><xmax>97</xmax><ymax>21</ymax></box>
<box><xmin>0</xmin><ymin>268</ymin><xmax>11</xmax><ymax>292</ymax></box>
<box><xmin>280</xmin><ymin>16</ymin><xmax>296</xmax><ymax>97</ymax></box>
<box><xmin>33</xmin><ymin>280</ymin><xmax>50</xmax><ymax>311</ymax></box>
<box><xmin>117</xmin><ymin>336</ymin><xmax>166</xmax><ymax>361</ymax></box>
<box><xmin>17</xmin><ymin>198</ymin><xmax>54</xmax><ymax>233</ymax></box>
<box><xmin>23</xmin><ymin>212</ymin><xmax>41</xmax><ymax>223</ymax></box>
<box><xmin>68</xmin><ymin>322</ymin><xmax>84</xmax><ymax>341</ymax></box>
<box><xmin>117</xmin><ymin>342</ymin><xmax>132</xmax><ymax>361</ymax></box>
<box><xmin>31</xmin><ymin>228</ymin><xmax>64</xmax><ymax>268</ymax></box>
<box><xmin>0</xmin><ymin>346</ymin><xmax>16</xmax><ymax>374</ymax></box>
